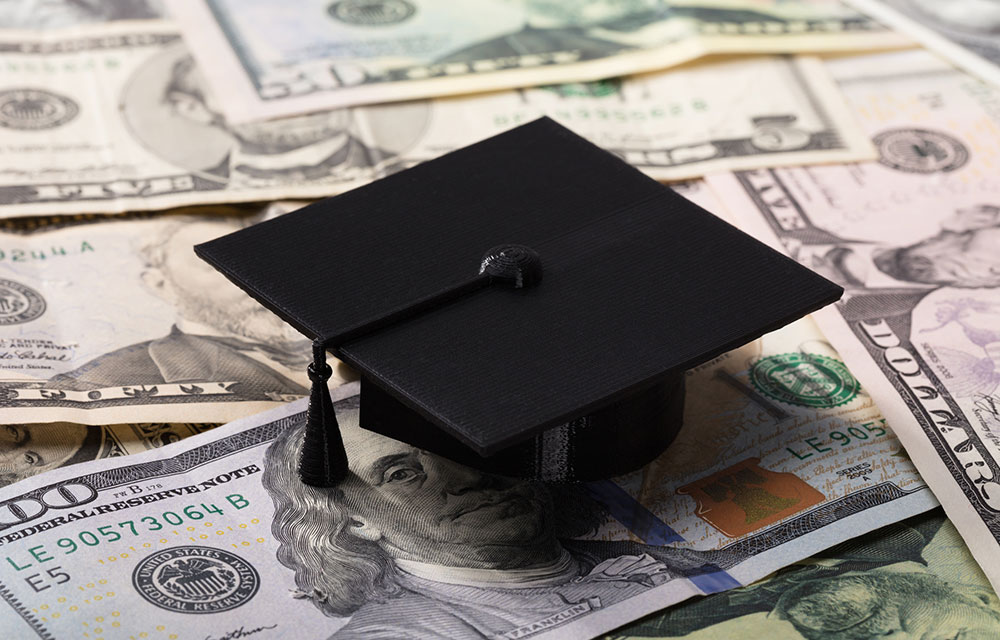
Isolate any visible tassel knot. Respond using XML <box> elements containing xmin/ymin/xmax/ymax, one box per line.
<box><xmin>298</xmin><ymin>339</ymin><xmax>348</xmax><ymax>486</ymax></box>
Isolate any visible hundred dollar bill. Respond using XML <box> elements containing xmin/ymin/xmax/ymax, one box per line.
<box><xmin>0</xmin><ymin>315</ymin><xmax>936</xmax><ymax>639</ymax></box>
<box><xmin>0</xmin><ymin>21</ymin><xmax>874</xmax><ymax>217</ymax></box>
<box><xmin>706</xmin><ymin>49</ymin><xmax>1000</xmax><ymax>593</ymax></box>
<box><xmin>0</xmin><ymin>423</ymin><xmax>216</xmax><ymax>489</ymax></box>
<box><xmin>166</xmin><ymin>0</ymin><xmax>911</xmax><ymax>121</ymax></box>
<box><xmin>606</xmin><ymin>509</ymin><xmax>1000</xmax><ymax>639</ymax></box>
<box><xmin>0</xmin><ymin>212</ymin><xmax>354</xmax><ymax>425</ymax></box>
<box><xmin>846</xmin><ymin>0</ymin><xmax>1000</xmax><ymax>89</ymax></box>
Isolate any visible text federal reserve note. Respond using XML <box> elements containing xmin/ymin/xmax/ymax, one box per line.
<box><xmin>167</xmin><ymin>0</ymin><xmax>911</xmax><ymax>121</ymax></box>
<box><xmin>0</xmin><ymin>20</ymin><xmax>872</xmax><ymax>216</ymax></box>
<box><xmin>0</xmin><ymin>213</ymin><xmax>353</xmax><ymax>426</ymax></box>
<box><xmin>0</xmin><ymin>422</ymin><xmax>216</xmax><ymax>489</ymax></box>
<box><xmin>606</xmin><ymin>509</ymin><xmax>1000</xmax><ymax>639</ymax></box>
<box><xmin>0</xmin><ymin>315</ymin><xmax>935</xmax><ymax>639</ymax></box>
<box><xmin>707</xmin><ymin>50</ymin><xmax>1000</xmax><ymax>593</ymax></box>
<box><xmin>846</xmin><ymin>0</ymin><xmax>1000</xmax><ymax>88</ymax></box>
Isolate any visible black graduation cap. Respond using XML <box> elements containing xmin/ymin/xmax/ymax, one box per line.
<box><xmin>195</xmin><ymin>118</ymin><xmax>842</xmax><ymax>486</ymax></box>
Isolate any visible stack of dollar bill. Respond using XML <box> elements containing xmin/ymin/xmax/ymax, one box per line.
<box><xmin>0</xmin><ymin>1</ymin><xmax>998</xmax><ymax>639</ymax></box>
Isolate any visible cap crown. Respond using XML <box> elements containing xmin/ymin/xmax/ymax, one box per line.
<box><xmin>197</xmin><ymin>118</ymin><xmax>841</xmax><ymax>455</ymax></box>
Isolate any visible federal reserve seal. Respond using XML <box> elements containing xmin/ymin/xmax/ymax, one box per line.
<box><xmin>874</xmin><ymin>128</ymin><xmax>968</xmax><ymax>173</ymax></box>
<box><xmin>328</xmin><ymin>0</ymin><xmax>416</xmax><ymax>25</ymax></box>
<box><xmin>132</xmin><ymin>546</ymin><xmax>260</xmax><ymax>614</ymax></box>
<box><xmin>0</xmin><ymin>279</ymin><xmax>45</xmax><ymax>325</ymax></box>
<box><xmin>750</xmin><ymin>353</ymin><xmax>859</xmax><ymax>409</ymax></box>
<box><xmin>0</xmin><ymin>89</ymin><xmax>79</xmax><ymax>130</ymax></box>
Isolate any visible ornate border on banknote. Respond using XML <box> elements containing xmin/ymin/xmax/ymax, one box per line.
<box><xmin>0</xmin><ymin>382</ymin><xmax>302</xmax><ymax>409</ymax></box>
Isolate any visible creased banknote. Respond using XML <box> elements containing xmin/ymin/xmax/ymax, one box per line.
<box><xmin>0</xmin><ymin>212</ymin><xmax>354</xmax><ymax>426</ymax></box>
<box><xmin>166</xmin><ymin>0</ymin><xmax>911</xmax><ymax>121</ymax></box>
<box><xmin>846</xmin><ymin>0</ymin><xmax>1000</xmax><ymax>88</ymax></box>
<box><xmin>0</xmin><ymin>20</ymin><xmax>874</xmax><ymax>217</ymax></box>
<box><xmin>0</xmin><ymin>422</ymin><xmax>216</xmax><ymax>489</ymax></box>
<box><xmin>606</xmin><ymin>509</ymin><xmax>1000</xmax><ymax>639</ymax></box>
<box><xmin>394</xmin><ymin>55</ymin><xmax>875</xmax><ymax>182</ymax></box>
<box><xmin>0</xmin><ymin>313</ymin><xmax>936</xmax><ymax>639</ymax></box>
<box><xmin>707</xmin><ymin>49</ymin><xmax>1000</xmax><ymax>594</ymax></box>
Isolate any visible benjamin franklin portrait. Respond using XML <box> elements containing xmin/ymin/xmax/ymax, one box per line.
<box><xmin>262</xmin><ymin>395</ymin><xmax>719</xmax><ymax>639</ymax></box>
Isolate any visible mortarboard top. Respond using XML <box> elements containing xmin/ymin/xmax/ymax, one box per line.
<box><xmin>195</xmin><ymin>118</ymin><xmax>842</xmax><ymax>485</ymax></box>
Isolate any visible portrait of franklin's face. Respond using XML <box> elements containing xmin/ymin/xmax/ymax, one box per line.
<box><xmin>776</xmin><ymin>572</ymin><xmax>1000</xmax><ymax>640</ymax></box>
<box><xmin>263</xmin><ymin>397</ymin><xmax>602</xmax><ymax>617</ymax></box>
<box><xmin>336</xmin><ymin>419</ymin><xmax>553</xmax><ymax>568</ymax></box>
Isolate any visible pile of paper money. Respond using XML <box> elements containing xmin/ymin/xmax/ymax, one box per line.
<box><xmin>0</xmin><ymin>1</ymin><xmax>997</xmax><ymax>639</ymax></box>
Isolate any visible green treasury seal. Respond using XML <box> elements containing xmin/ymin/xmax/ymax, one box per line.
<box><xmin>750</xmin><ymin>353</ymin><xmax>859</xmax><ymax>408</ymax></box>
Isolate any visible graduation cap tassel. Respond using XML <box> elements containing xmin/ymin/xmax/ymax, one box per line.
<box><xmin>298</xmin><ymin>340</ymin><xmax>348</xmax><ymax>487</ymax></box>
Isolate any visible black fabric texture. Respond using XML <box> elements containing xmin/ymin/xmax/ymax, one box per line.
<box><xmin>196</xmin><ymin>117</ymin><xmax>843</xmax><ymax>457</ymax></box>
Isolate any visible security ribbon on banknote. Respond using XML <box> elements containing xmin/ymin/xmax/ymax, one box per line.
<box><xmin>0</xmin><ymin>313</ymin><xmax>935</xmax><ymax>639</ymax></box>
<box><xmin>167</xmin><ymin>0</ymin><xmax>911</xmax><ymax>121</ymax></box>
<box><xmin>0</xmin><ymin>19</ymin><xmax>873</xmax><ymax>216</ymax></box>
<box><xmin>707</xmin><ymin>49</ymin><xmax>1000</xmax><ymax>594</ymax></box>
